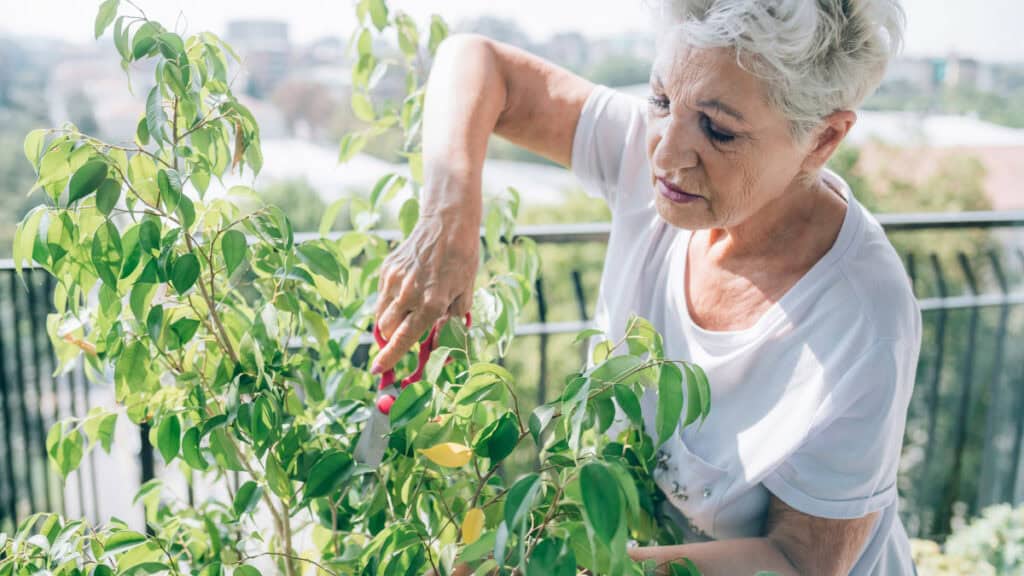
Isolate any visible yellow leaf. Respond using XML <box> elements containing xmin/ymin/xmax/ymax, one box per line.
<box><xmin>461</xmin><ymin>507</ymin><xmax>485</xmax><ymax>545</ymax></box>
<box><xmin>419</xmin><ymin>442</ymin><xmax>472</xmax><ymax>468</ymax></box>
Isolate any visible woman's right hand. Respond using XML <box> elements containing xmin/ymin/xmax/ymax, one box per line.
<box><xmin>371</xmin><ymin>196</ymin><xmax>480</xmax><ymax>375</ymax></box>
<box><xmin>370</xmin><ymin>34</ymin><xmax>593</xmax><ymax>376</ymax></box>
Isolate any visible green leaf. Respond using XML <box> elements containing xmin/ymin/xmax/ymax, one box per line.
<box><xmin>395</xmin><ymin>14</ymin><xmax>419</xmax><ymax>58</ymax></box>
<box><xmin>613</xmin><ymin>384</ymin><xmax>643</xmax><ymax>428</ymax></box>
<box><xmin>682</xmin><ymin>364</ymin><xmax>701</xmax><ymax>427</ymax></box>
<box><xmin>102</xmin><ymin>530</ymin><xmax>148</xmax><ymax>556</ymax></box>
<box><xmin>297</xmin><ymin>244</ymin><xmax>341</xmax><ymax>282</ymax></box>
<box><xmin>265</xmin><ymin>453</ymin><xmax>292</xmax><ymax>500</ymax></box>
<box><xmin>145</xmin><ymin>86</ymin><xmax>165</xmax><ymax>144</ymax></box>
<box><xmin>428</xmin><ymin>15</ymin><xmax>449</xmax><ymax>56</ymax></box>
<box><xmin>157</xmin><ymin>169</ymin><xmax>181</xmax><ymax>213</ymax></box>
<box><xmin>670</xmin><ymin>559</ymin><xmax>704</xmax><ymax>576</ymax></box>
<box><xmin>528</xmin><ymin>404</ymin><xmax>556</xmax><ymax>444</ymax></box>
<box><xmin>96</xmin><ymin>179</ymin><xmax>121</xmax><ymax>215</ymax></box>
<box><xmin>51</xmin><ymin>428</ymin><xmax>84</xmax><ymax>479</ymax></box>
<box><xmin>319</xmin><ymin>198</ymin><xmax>347</xmax><ymax>236</ymax></box>
<box><xmin>369</xmin><ymin>173</ymin><xmax>400</xmax><ymax>209</ymax></box>
<box><xmin>350</xmin><ymin>92</ymin><xmax>375</xmax><ymax>122</ymax></box>
<box><xmin>91</xmin><ymin>221</ymin><xmax>123</xmax><ymax>289</ymax></box>
<box><xmin>68</xmin><ymin>160</ymin><xmax>108</xmax><ymax>207</ymax></box>
<box><xmin>455</xmin><ymin>366</ymin><xmax>507</xmax><ymax>406</ymax></box>
<box><xmin>389</xmin><ymin>379</ymin><xmax>432</xmax><ymax>429</ymax></box>
<box><xmin>656</xmin><ymin>363</ymin><xmax>684</xmax><ymax>445</ymax></box>
<box><xmin>233</xmin><ymin>480</ymin><xmax>263</xmax><ymax>516</ymax></box>
<box><xmin>209</xmin><ymin>428</ymin><xmax>246</xmax><ymax>472</ymax></box>
<box><xmin>181</xmin><ymin>427</ymin><xmax>207</xmax><ymax>471</ymax></box>
<box><xmin>83</xmin><ymin>410</ymin><xmax>117</xmax><ymax>453</ymax></box>
<box><xmin>147</xmin><ymin>304</ymin><xmax>163</xmax><ymax>342</ymax></box>
<box><xmin>423</xmin><ymin>346</ymin><xmax>452</xmax><ymax>384</ymax></box>
<box><xmin>170</xmin><ymin>253</ymin><xmax>200</xmax><ymax>294</ymax></box>
<box><xmin>369</xmin><ymin>0</ymin><xmax>389</xmax><ymax>30</ymax></box>
<box><xmin>693</xmin><ymin>363</ymin><xmax>711</xmax><ymax>421</ymax></box>
<box><xmin>573</xmin><ymin>328</ymin><xmax>604</xmax><ymax>344</ymax></box>
<box><xmin>398</xmin><ymin>197</ymin><xmax>419</xmax><ymax>238</ymax></box>
<box><xmin>303</xmin><ymin>450</ymin><xmax>354</xmax><ymax>500</ymax></box>
<box><xmin>503</xmin><ymin>473</ymin><xmax>540</xmax><ymax>531</ymax></box>
<box><xmin>136</xmin><ymin>115</ymin><xmax>150</xmax><ymax>145</ymax></box>
<box><xmin>337</xmin><ymin>131</ymin><xmax>367</xmax><ymax>164</ymax></box>
<box><xmin>132</xmin><ymin>22</ymin><xmax>160</xmax><ymax>60</ymax></box>
<box><xmin>156</xmin><ymin>414</ymin><xmax>181</xmax><ymax>462</ymax></box>
<box><xmin>115</xmin><ymin>341</ymin><xmax>149</xmax><ymax>400</ymax></box>
<box><xmin>590</xmin><ymin>354</ymin><xmax>644</xmax><ymax>384</ymax></box>
<box><xmin>14</xmin><ymin>205</ymin><xmax>46</xmax><ymax>277</ymax></box>
<box><xmin>580</xmin><ymin>462</ymin><xmax>622</xmax><ymax>544</ymax></box>
<box><xmin>472</xmin><ymin>411</ymin><xmax>519</xmax><ymax>463</ymax></box>
<box><xmin>170</xmin><ymin>318</ymin><xmax>200</xmax><ymax>347</ymax></box>
<box><xmin>23</xmin><ymin>129</ymin><xmax>46</xmax><ymax>171</ymax></box>
<box><xmin>526</xmin><ymin>538</ymin><xmax>576</xmax><ymax>576</ymax></box>
<box><xmin>221</xmin><ymin>229</ymin><xmax>247</xmax><ymax>276</ymax></box>
<box><xmin>95</xmin><ymin>0</ymin><xmax>119</xmax><ymax>38</ymax></box>
<box><xmin>234</xmin><ymin>567</ymin><xmax>261</xmax><ymax>576</ymax></box>
<box><xmin>139</xmin><ymin>219</ymin><xmax>160</xmax><ymax>253</ymax></box>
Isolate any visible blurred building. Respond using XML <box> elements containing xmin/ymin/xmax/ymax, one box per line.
<box><xmin>226</xmin><ymin>20</ymin><xmax>292</xmax><ymax>98</ymax></box>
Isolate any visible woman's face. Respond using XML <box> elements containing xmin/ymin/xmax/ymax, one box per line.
<box><xmin>646</xmin><ymin>34</ymin><xmax>813</xmax><ymax>231</ymax></box>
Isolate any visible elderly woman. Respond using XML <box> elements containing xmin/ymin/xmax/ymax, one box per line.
<box><xmin>371</xmin><ymin>0</ymin><xmax>920</xmax><ymax>574</ymax></box>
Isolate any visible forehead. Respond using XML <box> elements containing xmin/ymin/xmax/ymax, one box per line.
<box><xmin>651</xmin><ymin>32</ymin><xmax>772</xmax><ymax>115</ymax></box>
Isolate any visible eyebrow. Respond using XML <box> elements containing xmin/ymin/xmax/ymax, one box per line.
<box><xmin>697</xmin><ymin>98</ymin><xmax>747</xmax><ymax>124</ymax></box>
<box><xmin>650</xmin><ymin>72</ymin><xmax>749</xmax><ymax>125</ymax></box>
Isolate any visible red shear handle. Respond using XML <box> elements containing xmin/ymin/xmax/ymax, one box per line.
<box><xmin>374</xmin><ymin>313</ymin><xmax>472</xmax><ymax>415</ymax></box>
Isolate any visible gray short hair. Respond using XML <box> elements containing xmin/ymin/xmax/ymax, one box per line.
<box><xmin>653</xmin><ymin>0</ymin><xmax>905</xmax><ymax>138</ymax></box>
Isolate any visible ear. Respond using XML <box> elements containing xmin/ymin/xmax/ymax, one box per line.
<box><xmin>800</xmin><ymin>110</ymin><xmax>856</xmax><ymax>172</ymax></box>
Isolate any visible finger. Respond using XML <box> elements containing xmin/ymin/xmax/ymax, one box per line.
<box><xmin>377</xmin><ymin>301</ymin><xmax>412</xmax><ymax>343</ymax></box>
<box><xmin>377</xmin><ymin>277</ymin><xmax>423</xmax><ymax>340</ymax></box>
<box><xmin>374</xmin><ymin>264</ymin><xmax>402</xmax><ymax>320</ymax></box>
<box><xmin>372</xmin><ymin>310</ymin><xmax>437</xmax><ymax>374</ymax></box>
<box><xmin>449</xmin><ymin>290</ymin><xmax>473</xmax><ymax>319</ymax></box>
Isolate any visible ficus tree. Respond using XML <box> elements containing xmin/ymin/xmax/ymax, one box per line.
<box><xmin>0</xmin><ymin>1</ymin><xmax>716</xmax><ymax>575</ymax></box>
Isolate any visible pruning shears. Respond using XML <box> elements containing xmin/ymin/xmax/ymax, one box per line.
<box><xmin>373</xmin><ymin>312</ymin><xmax>472</xmax><ymax>414</ymax></box>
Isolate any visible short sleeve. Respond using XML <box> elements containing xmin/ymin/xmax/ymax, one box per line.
<box><xmin>570</xmin><ymin>85</ymin><xmax>648</xmax><ymax>213</ymax></box>
<box><xmin>762</xmin><ymin>339</ymin><xmax>917</xmax><ymax>520</ymax></box>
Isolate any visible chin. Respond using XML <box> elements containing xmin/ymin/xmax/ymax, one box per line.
<box><xmin>654</xmin><ymin>194</ymin><xmax>713</xmax><ymax>231</ymax></box>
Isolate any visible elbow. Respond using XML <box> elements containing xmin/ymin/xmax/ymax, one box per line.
<box><xmin>434</xmin><ymin>34</ymin><xmax>511</xmax><ymax>120</ymax></box>
<box><xmin>434</xmin><ymin>33</ymin><xmax>493</xmax><ymax>63</ymax></box>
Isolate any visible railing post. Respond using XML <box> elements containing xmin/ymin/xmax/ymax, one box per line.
<box><xmin>920</xmin><ymin>253</ymin><xmax>948</xmax><ymax>536</ymax></box>
<box><xmin>570</xmin><ymin>270</ymin><xmax>590</xmax><ymax>367</ymax></box>
<box><xmin>8</xmin><ymin>272</ymin><xmax>40</xmax><ymax>515</ymax></box>
<box><xmin>936</xmin><ymin>252</ymin><xmax>982</xmax><ymax>535</ymax></box>
<box><xmin>0</xmin><ymin>273</ymin><xmax>18</xmax><ymax>527</ymax></box>
<box><xmin>535</xmin><ymin>278</ymin><xmax>548</xmax><ymax>405</ymax></box>
<box><xmin>977</xmin><ymin>251</ymin><xmax>1010</xmax><ymax>509</ymax></box>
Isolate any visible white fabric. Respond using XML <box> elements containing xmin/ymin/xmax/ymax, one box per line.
<box><xmin>572</xmin><ymin>85</ymin><xmax>922</xmax><ymax>575</ymax></box>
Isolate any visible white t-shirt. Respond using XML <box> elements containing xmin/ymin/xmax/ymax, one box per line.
<box><xmin>573</xmin><ymin>85</ymin><xmax>922</xmax><ymax>575</ymax></box>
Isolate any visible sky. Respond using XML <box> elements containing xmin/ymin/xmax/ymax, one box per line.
<box><xmin>2</xmin><ymin>0</ymin><xmax>1023</xmax><ymax>63</ymax></box>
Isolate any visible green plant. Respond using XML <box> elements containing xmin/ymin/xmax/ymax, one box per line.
<box><xmin>0</xmin><ymin>2</ymin><xmax>714</xmax><ymax>575</ymax></box>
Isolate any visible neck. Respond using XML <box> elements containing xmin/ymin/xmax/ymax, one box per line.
<box><xmin>706</xmin><ymin>172</ymin><xmax>839</xmax><ymax>261</ymax></box>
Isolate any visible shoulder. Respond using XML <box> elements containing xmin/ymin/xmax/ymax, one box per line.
<box><xmin>816</xmin><ymin>170</ymin><xmax>920</xmax><ymax>345</ymax></box>
<box><xmin>837</xmin><ymin>200</ymin><xmax>921</xmax><ymax>343</ymax></box>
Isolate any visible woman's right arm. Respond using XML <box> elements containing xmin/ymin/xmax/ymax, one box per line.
<box><xmin>372</xmin><ymin>34</ymin><xmax>595</xmax><ymax>374</ymax></box>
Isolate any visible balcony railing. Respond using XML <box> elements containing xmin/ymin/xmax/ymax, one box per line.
<box><xmin>1</xmin><ymin>210</ymin><xmax>1023</xmax><ymax>540</ymax></box>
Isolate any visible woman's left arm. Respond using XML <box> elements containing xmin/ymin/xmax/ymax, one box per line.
<box><xmin>628</xmin><ymin>494</ymin><xmax>878</xmax><ymax>576</ymax></box>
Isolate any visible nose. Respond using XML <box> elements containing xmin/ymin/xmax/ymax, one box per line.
<box><xmin>650</xmin><ymin>114</ymin><xmax>699</xmax><ymax>176</ymax></box>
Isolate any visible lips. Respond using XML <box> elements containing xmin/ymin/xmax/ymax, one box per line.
<box><xmin>656</xmin><ymin>177</ymin><xmax>702</xmax><ymax>204</ymax></box>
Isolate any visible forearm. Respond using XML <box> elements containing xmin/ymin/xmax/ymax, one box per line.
<box><xmin>628</xmin><ymin>538</ymin><xmax>800</xmax><ymax>576</ymax></box>
<box><xmin>421</xmin><ymin>34</ymin><xmax>501</xmax><ymax>223</ymax></box>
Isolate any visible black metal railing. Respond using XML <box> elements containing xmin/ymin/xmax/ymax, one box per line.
<box><xmin>2</xmin><ymin>210</ymin><xmax>1023</xmax><ymax>541</ymax></box>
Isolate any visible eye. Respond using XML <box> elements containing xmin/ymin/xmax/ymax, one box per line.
<box><xmin>647</xmin><ymin>94</ymin><xmax>670</xmax><ymax>112</ymax></box>
<box><xmin>699</xmin><ymin>113</ymin><xmax>736</xmax><ymax>144</ymax></box>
